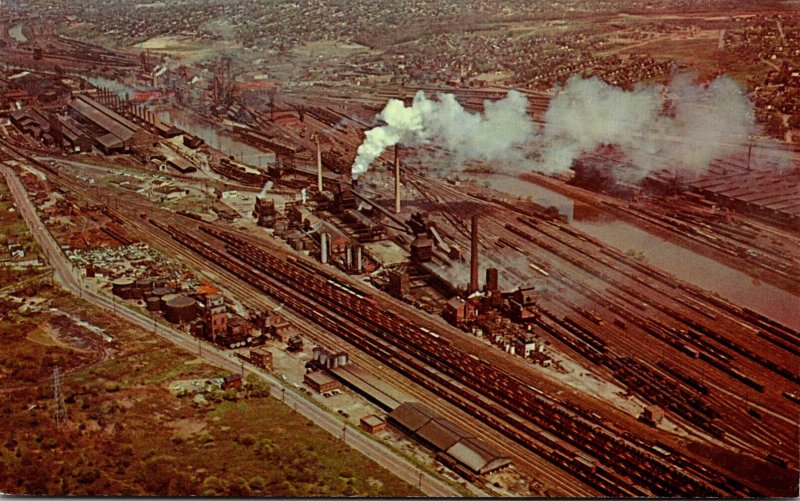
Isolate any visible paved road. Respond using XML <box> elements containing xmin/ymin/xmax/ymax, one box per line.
<box><xmin>1</xmin><ymin>164</ymin><xmax>461</xmax><ymax>497</ymax></box>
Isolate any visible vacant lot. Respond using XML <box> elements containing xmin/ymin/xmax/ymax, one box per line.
<box><xmin>0</xmin><ymin>289</ymin><xmax>419</xmax><ymax>496</ymax></box>
<box><xmin>0</xmin><ymin>175</ymin><xmax>44</xmax><ymax>288</ymax></box>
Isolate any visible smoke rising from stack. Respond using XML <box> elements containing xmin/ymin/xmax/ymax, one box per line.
<box><xmin>538</xmin><ymin>74</ymin><xmax>758</xmax><ymax>180</ymax></box>
<box><xmin>351</xmin><ymin>73</ymin><xmax>772</xmax><ymax>181</ymax></box>
<box><xmin>257</xmin><ymin>180</ymin><xmax>273</xmax><ymax>199</ymax></box>
<box><xmin>351</xmin><ymin>90</ymin><xmax>535</xmax><ymax>179</ymax></box>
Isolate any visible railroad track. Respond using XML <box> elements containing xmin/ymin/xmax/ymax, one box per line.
<box><xmin>148</xmin><ymin>222</ymin><xmax>746</xmax><ymax>492</ymax></box>
<box><xmin>0</xmin><ymin>141</ymin><xmax>599</xmax><ymax>495</ymax></box>
<box><xmin>391</xmin><ymin>161</ymin><xmax>798</xmax><ymax>465</ymax></box>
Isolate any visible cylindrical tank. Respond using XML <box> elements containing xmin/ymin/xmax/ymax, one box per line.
<box><xmin>337</xmin><ymin>353</ymin><xmax>348</xmax><ymax>367</ymax></box>
<box><xmin>112</xmin><ymin>277</ymin><xmax>136</xmax><ymax>299</ymax></box>
<box><xmin>160</xmin><ymin>293</ymin><xmax>179</xmax><ymax>312</ymax></box>
<box><xmin>152</xmin><ymin>286</ymin><xmax>174</xmax><ymax>298</ymax></box>
<box><xmin>145</xmin><ymin>296</ymin><xmax>161</xmax><ymax>311</ymax></box>
<box><xmin>164</xmin><ymin>294</ymin><xmax>198</xmax><ymax>324</ymax></box>
<box><xmin>136</xmin><ymin>277</ymin><xmax>153</xmax><ymax>293</ymax></box>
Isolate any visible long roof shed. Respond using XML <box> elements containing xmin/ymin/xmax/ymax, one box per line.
<box><xmin>388</xmin><ymin>402</ymin><xmax>510</xmax><ymax>475</ymax></box>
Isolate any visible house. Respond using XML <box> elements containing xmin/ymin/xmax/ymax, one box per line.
<box><xmin>222</xmin><ymin>373</ymin><xmax>243</xmax><ymax>390</ymax></box>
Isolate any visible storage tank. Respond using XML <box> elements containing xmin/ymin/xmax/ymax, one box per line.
<box><xmin>164</xmin><ymin>294</ymin><xmax>198</xmax><ymax>324</ymax></box>
<box><xmin>160</xmin><ymin>293</ymin><xmax>179</xmax><ymax>312</ymax></box>
<box><xmin>136</xmin><ymin>277</ymin><xmax>153</xmax><ymax>292</ymax></box>
<box><xmin>112</xmin><ymin>277</ymin><xmax>136</xmax><ymax>299</ymax></box>
<box><xmin>131</xmin><ymin>277</ymin><xmax>153</xmax><ymax>299</ymax></box>
<box><xmin>145</xmin><ymin>296</ymin><xmax>161</xmax><ymax>311</ymax></box>
<box><xmin>151</xmin><ymin>286</ymin><xmax>174</xmax><ymax>298</ymax></box>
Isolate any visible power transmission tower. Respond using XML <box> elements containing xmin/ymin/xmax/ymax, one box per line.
<box><xmin>53</xmin><ymin>367</ymin><xmax>68</xmax><ymax>431</ymax></box>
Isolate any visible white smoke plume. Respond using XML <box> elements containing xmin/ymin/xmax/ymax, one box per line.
<box><xmin>257</xmin><ymin>180</ymin><xmax>273</xmax><ymax>199</ymax></box>
<box><xmin>538</xmin><ymin>74</ymin><xmax>758</xmax><ymax>179</ymax></box>
<box><xmin>351</xmin><ymin>90</ymin><xmax>535</xmax><ymax>179</ymax></box>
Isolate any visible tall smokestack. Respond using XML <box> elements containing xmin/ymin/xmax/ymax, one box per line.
<box><xmin>394</xmin><ymin>144</ymin><xmax>401</xmax><ymax>214</ymax></box>
<box><xmin>469</xmin><ymin>215</ymin><xmax>479</xmax><ymax>294</ymax></box>
<box><xmin>747</xmin><ymin>143</ymin><xmax>753</xmax><ymax>172</ymax></box>
<box><xmin>315</xmin><ymin>134</ymin><xmax>323</xmax><ymax>192</ymax></box>
<box><xmin>320</xmin><ymin>233</ymin><xmax>328</xmax><ymax>264</ymax></box>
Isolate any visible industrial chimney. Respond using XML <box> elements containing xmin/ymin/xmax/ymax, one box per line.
<box><xmin>320</xmin><ymin>233</ymin><xmax>328</xmax><ymax>265</ymax></box>
<box><xmin>394</xmin><ymin>144</ymin><xmax>401</xmax><ymax>214</ymax></box>
<box><xmin>315</xmin><ymin>134</ymin><xmax>323</xmax><ymax>192</ymax></box>
<box><xmin>469</xmin><ymin>214</ymin><xmax>479</xmax><ymax>294</ymax></box>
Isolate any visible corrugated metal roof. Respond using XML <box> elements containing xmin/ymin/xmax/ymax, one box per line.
<box><xmin>416</xmin><ymin>418</ymin><xmax>468</xmax><ymax>451</ymax></box>
<box><xmin>388</xmin><ymin>402</ymin><xmax>435</xmax><ymax>432</ymax></box>
<box><xmin>446</xmin><ymin>437</ymin><xmax>510</xmax><ymax>474</ymax></box>
<box><xmin>96</xmin><ymin>133</ymin><xmax>123</xmax><ymax>150</ymax></box>
<box><xmin>329</xmin><ymin>365</ymin><xmax>407</xmax><ymax>410</ymax></box>
<box><xmin>69</xmin><ymin>95</ymin><xmax>138</xmax><ymax>142</ymax></box>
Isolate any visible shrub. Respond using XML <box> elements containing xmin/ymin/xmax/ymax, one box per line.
<box><xmin>75</xmin><ymin>467</ymin><xmax>100</xmax><ymax>484</ymax></box>
<box><xmin>238</xmin><ymin>433</ymin><xmax>256</xmax><ymax>447</ymax></box>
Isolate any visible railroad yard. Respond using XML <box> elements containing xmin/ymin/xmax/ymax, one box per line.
<box><xmin>1</xmin><ymin>1</ymin><xmax>799</xmax><ymax>497</ymax></box>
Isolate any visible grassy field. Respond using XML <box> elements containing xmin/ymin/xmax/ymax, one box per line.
<box><xmin>0</xmin><ymin>288</ymin><xmax>420</xmax><ymax>496</ymax></box>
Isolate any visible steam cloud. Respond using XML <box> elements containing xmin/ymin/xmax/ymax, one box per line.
<box><xmin>351</xmin><ymin>73</ymin><xmax>765</xmax><ymax>181</ymax></box>
<box><xmin>538</xmin><ymin>74</ymin><xmax>757</xmax><ymax>179</ymax></box>
<box><xmin>351</xmin><ymin>90</ymin><xmax>534</xmax><ymax>179</ymax></box>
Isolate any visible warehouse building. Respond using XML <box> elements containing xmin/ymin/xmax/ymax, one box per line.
<box><xmin>67</xmin><ymin>94</ymin><xmax>149</xmax><ymax>153</ymax></box>
<box><xmin>303</xmin><ymin>370</ymin><xmax>341</xmax><ymax>394</ymax></box>
<box><xmin>388</xmin><ymin>402</ymin><xmax>510</xmax><ymax>475</ymax></box>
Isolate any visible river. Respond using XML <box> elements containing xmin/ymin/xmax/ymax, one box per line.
<box><xmin>85</xmin><ymin>76</ymin><xmax>139</xmax><ymax>99</ymax></box>
<box><xmin>464</xmin><ymin>172</ymin><xmax>800</xmax><ymax>331</ymax></box>
<box><xmin>157</xmin><ymin>109</ymin><xmax>274</xmax><ymax>167</ymax></box>
<box><xmin>9</xmin><ymin>24</ymin><xmax>27</xmax><ymax>43</ymax></box>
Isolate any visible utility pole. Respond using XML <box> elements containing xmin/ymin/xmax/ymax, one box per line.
<box><xmin>342</xmin><ymin>425</ymin><xmax>347</xmax><ymax>442</ymax></box>
<box><xmin>53</xmin><ymin>367</ymin><xmax>68</xmax><ymax>431</ymax></box>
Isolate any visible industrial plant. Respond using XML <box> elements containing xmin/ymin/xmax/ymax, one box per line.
<box><xmin>0</xmin><ymin>0</ymin><xmax>798</xmax><ymax>498</ymax></box>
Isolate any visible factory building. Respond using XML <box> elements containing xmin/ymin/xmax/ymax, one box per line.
<box><xmin>67</xmin><ymin>94</ymin><xmax>149</xmax><ymax>153</ymax></box>
<box><xmin>56</xmin><ymin>115</ymin><xmax>94</xmax><ymax>152</ymax></box>
<box><xmin>508</xmin><ymin>287</ymin><xmax>539</xmax><ymax>322</ymax></box>
<box><xmin>247</xmin><ymin>348</ymin><xmax>273</xmax><ymax>371</ymax></box>
<box><xmin>443</xmin><ymin>297</ymin><xmax>478</xmax><ymax>326</ymax></box>
<box><xmin>303</xmin><ymin>370</ymin><xmax>342</xmax><ymax>394</ymax></box>
<box><xmin>388</xmin><ymin>402</ymin><xmax>510</xmax><ymax>476</ymax></box>
<box><xmin>203</xmin><ymin>293</ymin><xmax>227</xmax><ymax>342</ymax></box>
